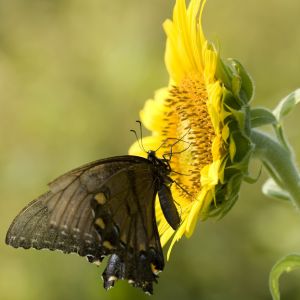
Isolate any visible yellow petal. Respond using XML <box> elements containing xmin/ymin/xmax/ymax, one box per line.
<box><xmin>200</xmin><ymin>160</ymin><xmax>221</xmax><ymax>187</ymax></box>
<box><xmin>211</xmin><ymin>135</ymin><xmax>222</xmax><ymax>160</ymax></box>
<box><xmin>128</xmin><ymin>136</ymin><xmax>162</xmax><ymax>156</ymax></box>
<box><xmin>140</xmin><ymin>88</ymin><xmax>169</xmax><ymax>132</ymax></box>
<box><xmin>128</xmin><ymin>0</ymin><xmax>231</xmax><ymax>255</ymax></box>
<box><xmin>160</xmin><ymin>227</ymin><xmax>175</xmax><ymax>249</ymax></box>
<box><xmin>167</xmin><ymin>218</ymin><xmax>188</xmax><ymax>260</ymax></box>
<box><xmin>185</xmin><ymin>190</ymin><xmax>206</xmax><ymax>237</ymax></box>
<box><xmin>229</xmin><ymin>135</ymin><xmax>237</xmax><ymax>161</ymax></box>
<box><xmin>203</xmin><ymin>44</ymin><xmax>217</xmax><ymax>83</ymax></box>
<box><xmin>222</xmin><ymin>123</ymin><xmax>230</xmax><ymax>142</ymax></box>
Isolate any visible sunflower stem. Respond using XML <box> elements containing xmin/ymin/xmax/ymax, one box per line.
<box><xmin>251</xmin><ymin>129</ymin><xmax>300</xmax><ymax>208</ymax></box>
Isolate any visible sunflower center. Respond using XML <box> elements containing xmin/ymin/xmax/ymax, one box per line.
<box><xmin>162</xmin><ymin>75</ymin><xmax>215</xmax><ymax>198</ymax></box>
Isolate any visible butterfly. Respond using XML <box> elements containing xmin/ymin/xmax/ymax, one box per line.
<box><xmin>5</xmin><ymin>147</ymin><xmax>181</xmax><ymax>294</ymax></box>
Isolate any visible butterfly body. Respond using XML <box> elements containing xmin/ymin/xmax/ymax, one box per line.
<box><xmin>6</xmin><ymin>152</ymin><xmax>180</xmax><ymax>294</ymax></box>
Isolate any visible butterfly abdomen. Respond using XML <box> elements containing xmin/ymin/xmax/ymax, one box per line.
<box><xmin>158</xmin><ymin>183</ymin><xmax>180</xmax><ymax>230</ymax></box>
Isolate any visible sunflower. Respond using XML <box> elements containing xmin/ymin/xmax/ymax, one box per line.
<box><xmin>129</xmin><ymin>0</ymin><xmax>253</xmax><ymax>258</ymax></box>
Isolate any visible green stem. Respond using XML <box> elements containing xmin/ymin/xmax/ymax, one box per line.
<box><xmin>251</xmin><ymin>129</ymin><xmax>300</xmax><ymax>208</ymax></box>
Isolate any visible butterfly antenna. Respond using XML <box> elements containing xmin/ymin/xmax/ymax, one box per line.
<box><xmin>136</xmin><ymin>120</ymin><xmax>148</xmax><ymax>152</ymax></box>
<box><xmin>130</xmin><ymin>121</ymin><xmax>147</xmax><ymax>153</ymax></box>
<box><xmin>130</xmin><ymin>129</ymin><xmax>147</xmax><ymax>154</ymax></box>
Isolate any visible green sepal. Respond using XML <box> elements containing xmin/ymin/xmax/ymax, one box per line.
<box><xmin>213</xmin><ymin>56</ymin><xmax>254</xmax><ymax>219</ymax></box>
<box><xmin>208</xmin><ymin>172</ymin><xmax>243</xmax><ymax>219</ymax></box>
<box><xmin>216</xmin><ymin>57</ymin><xmax>254</xmax><ymax>105</ymax></box>
<box><xmin>228</xmin><ymin>109</ymin><xmax>246</xmax><ymax>133</ymax></box>
<box><xmin>223</xmin><ymin>89</ymin><xmax>241</xmax><ymax>111</ymax></box>
<box><xmin>269</xmin><ymin>254</ymin><xmax>300</xmax><ymax>300</ymax></box>
<box><xmin>250</xmin><ymin>107</ymin><xmax>277</xmax><ymax>128</ymax></box>
<box><xmin>244</xmin><ymin>105</ymin><xmax>251</xmax><ymax>136</ymax></box>
<box><xmin>229</xmin><ymin>130</ymin><xmax>253</xmax><ymax>164</ymax></box>
<box><xmin>229</xmin><ymin>59</ymin><xmax>255</xmax><ymax>104</ymax></box>
<box><xmin>273</xmin><ymin>89</ymin><xmax>300</xmax><ymax>122</ymax></box>
<box><xmin>231</xmin><ymin>73</ymin><xmax>242</xmax><ymax>102</ymax></box>
<box><xmin>225</xmin><ymin>99</ymin><xmax>251</xmax><ymax>135</ymax></box>
<box><xmin>262</xmin><ymin>178</ymin><xmax>291</xmax><ymax>202</ymax></box>
<box><xmin>219</xmin><ymin>59</ymin><xmax>244</xmax><ymax>107</ymax></box>
<box><xmin>230</xmin><ymin>107</ymin><xmax>251</xmax><ymax>136</ymax></box>
<box><xmin>216</xmin><ymin>56</ymin><xmax>232</xmax><ymax>90</ymax></box>
<box><xmin>207</xmin><ymin>136</ymin><xmax>253</xmax><ymax>219</ymax></box>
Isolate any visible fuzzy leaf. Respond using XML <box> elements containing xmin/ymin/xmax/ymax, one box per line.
<box><xmin>269</xmin><ymin>254</ymin><xmax>300</xmax><ymax>300</ymax></box>
<box><xmin>262</xmin><ymin>178</ymin><xmax>291</xmax><ymax>202</ymax></box>
<box><xmin>250</xmin><ymin>108</ymin><xmax>277</xmax><ymax>128</ymax></box>
<box><xmin>273</xmin><ymin>89</ymin><xmax>300</xmax><ymax>121</ymax></box>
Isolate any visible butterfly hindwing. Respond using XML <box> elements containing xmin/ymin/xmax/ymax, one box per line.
<box><xmin>91</xmin><ymin>164</ymin><xmax>164</xmax><ymax>292</ymax></box>
<box><xmin>6</xmin><ymin>156</ymin><xmax>165</xmax><ymax>293</ymax></box>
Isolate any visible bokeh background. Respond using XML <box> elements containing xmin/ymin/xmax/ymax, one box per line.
<box><xmin>1</xmin><ymin>0</ymin><xmax>300</xmax><ymax>299</ymax></box>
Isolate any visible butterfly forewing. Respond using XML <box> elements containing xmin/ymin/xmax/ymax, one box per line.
<box><xmin>6</xmin><ymin>155</ymin><xmax>166</xmax><ymax>294</ymax></box>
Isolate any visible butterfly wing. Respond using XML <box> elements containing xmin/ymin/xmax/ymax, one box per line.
<box><xmin>5</xmin><ymin>156</ymin><xmax>164</xmax><ymax>293</ymax></box>
<box><xmin>91</xmin><ymin>163</ymin><xmax>164</xmax><ymax>293</ymax></box>
<box><xmin>6</xmin><ymin>157</ymin><xmax>135</xmax><ymax>256</ymax></box>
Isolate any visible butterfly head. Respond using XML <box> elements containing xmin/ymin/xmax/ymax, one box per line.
<box><xmin>147</xmin><ymin>150</ymin><xmax>157</xmax><ymax>161</ymax></box>
<box><xmin>147</xmin><ymin>150</ymin><xmax>172</xmax><ymax>176</ymax></box>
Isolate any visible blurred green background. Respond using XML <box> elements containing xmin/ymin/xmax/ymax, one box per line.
<box><xmin>1</xmin><ymin>0</ymin><xmax>300</xmax><ymax>299</ymax></box>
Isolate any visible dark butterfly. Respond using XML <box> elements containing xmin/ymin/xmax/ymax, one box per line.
<box><xmin>5</xmin><ymin>149</ymin><xmax>181</xmax><ymax>294</ymax></box>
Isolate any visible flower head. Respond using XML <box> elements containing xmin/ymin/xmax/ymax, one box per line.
<box><xmin>129</xmin><ymin>0</ymin><xmax>253</xmax><ymax>258</ymax></box>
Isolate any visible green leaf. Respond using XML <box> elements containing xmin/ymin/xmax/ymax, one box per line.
<box><xmin>273</xmin><ymin>89</ymin><xmax>300</xmax><ymax>121</ymax></box>
<box><xmin>250</xmin><ymin>108</ymin><xmax>277</xmax><ymax>128</ymax></box>
<box><xmin>269</xmin><ymin>254</ymin><xmax>300</xmax><ymax>300</ymax></box>
<box><xmin>262</xmin><ymin>178</ymin><xmax>291</xmax><ymax>202</ymax></box>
